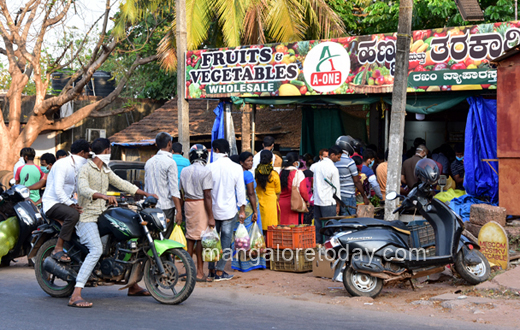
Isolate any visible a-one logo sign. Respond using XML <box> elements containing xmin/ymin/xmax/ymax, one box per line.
<box><xmin>303</xmin><ymin>42</ymin><xmax>350</xmax><ymax>93</ymax></box>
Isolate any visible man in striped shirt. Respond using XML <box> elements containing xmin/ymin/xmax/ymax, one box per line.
<box><xmin>335</xmin><ymin>142</ymin><xmax>370</xmax><ymax>215</ymax></box>
<box><xmin>145</xmin><ymin>132</ymin><xmax>183</xmax><ymax>237</ymax></box>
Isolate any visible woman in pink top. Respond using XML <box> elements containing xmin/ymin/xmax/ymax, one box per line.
<box><xmin>278</xmin><ymin>152</ymin><xmax>310</xmax><ymax>225</ymax></box>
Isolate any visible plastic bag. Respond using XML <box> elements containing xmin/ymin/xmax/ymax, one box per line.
<box><xmin>234</xmin><ymin>223</ymin><xmax>250</xmax><ymax>251</ymax></box>
<box><xmin>0</xmin><ymin>217</ymin><xmax>20</xmax><ymax>261</ymax></box>
<box><xmin>201</xmin><ymin>227</ymin><xmax>220</xmax><ymax>249</ymax></box>
<box><xmin>202</xmin><ymin>227</ymin><xmax>222</xmax><ymax>262</ymax></box>
<box><xmin>249</xmin><ymin>222</ymin><xmax>266</xmax><ymax>258</ymax></box>
<box><xmin>169</xmin><ymin>224</ymin><xmax>187</xmax><ymax>250</ymax></box>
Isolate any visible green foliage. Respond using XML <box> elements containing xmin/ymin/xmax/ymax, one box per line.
<box><xmin>100</xmin><ymin>8</ymin><xmax>176</xmax><ymax>100</ymax></box>
<box><xmin>331</xmin><ymin>0</ymin><xmax>516</xmax><ymax>36</ymax></box>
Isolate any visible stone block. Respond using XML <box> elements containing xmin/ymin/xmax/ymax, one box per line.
<box><xmin>470</xmin><ymin>204</ymin><xmax>507</xmax><ymax>227</ymax></box>
<box><xmin>465</xmin><ymin>222</ymin><xmax>482</xmax><ymax>238</ymax></box>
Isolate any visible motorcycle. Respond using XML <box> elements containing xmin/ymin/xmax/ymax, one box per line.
<box><xmin>0</xmin><ymin>182</ymin><xmax>44</xmax><ymax>267</ymax></box>
<box><xmin>320</xmin><ymin>182</ymin><xmax>490</xmax><ymax>298</ymax></box>
<box><xmin>32</xmin><ymin>196</ymin><xmax>196</xmax><ymax>305</ymax></box>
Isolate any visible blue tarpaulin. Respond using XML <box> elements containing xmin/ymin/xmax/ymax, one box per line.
<box><xmin>464</xmin><ymin>97</ymin><xmax>499</xmax><ymax>202</ymax></box>
<box><xmin>210</xmin><ymin>102</ymin><xmax>225</xmax><ymax>163</ymax></box>
<box><xmin>449</xmin><ymin>194</ymin><xmax>498</xmax><ymax>222</ymax></box>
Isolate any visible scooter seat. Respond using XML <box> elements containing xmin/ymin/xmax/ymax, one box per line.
<box><xmin>321</xmin><ymin>218</ymin><xmax>410</xmax><ymax>235</ymax></box>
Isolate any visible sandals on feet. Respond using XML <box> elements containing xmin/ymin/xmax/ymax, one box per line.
<box><xmin>51</xmin><ymin>251</ymin><xmax>71</xmax><ymax>263</ymax></box>
<box><xmin>68</xmin><ymin>299</ymin><xmax>92</xmax><ymax>308</ymax></box>
<box><xmin>196</xmin><ymin>275</ymin><xmax>213</xmax><ymax>282</ymax></box>
<box><xmin>128</xmin><ymin>289</ymin><xmax>151</xmax><ymax>297</ymax></box>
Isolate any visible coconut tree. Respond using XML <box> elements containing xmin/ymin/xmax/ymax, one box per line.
<box><xmin>116</xmin><ymin>0</ymin><xmax>346</xmax><ymax>69</ymax></box>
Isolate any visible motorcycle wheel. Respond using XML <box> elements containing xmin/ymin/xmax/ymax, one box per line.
<box><xmin>343</xmin><ymin>266</ymin><xmax>383</xmax><ymax>298</ymax></box>
<box><xmin>35</xmin><ymin>238</ymin><xmax>75</xmax><ymax>298</ymax></box>
<box><xmin>143</xmin><ymin>248</ymin><xmax>196</xmax><ymax>305</ymax></box>
<box><xmin>454</xmin><ymin>249</ymin><xmax>490</xmax><ymax>285</ymax></box>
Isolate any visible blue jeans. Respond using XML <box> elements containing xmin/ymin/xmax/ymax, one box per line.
<box><xmin>340</xmin><ymin>195</ymin><xmax>356</xmax><ymax>216</ymax></box>
<box><xmin>314</xmin><ymin>205</ymin><xmax>337</xmax><ymax>244</ymax></box>
<box><xmin>208</xmin><ymin>215</ymin><xmax>236</xmax><ymax>272</ymax></box>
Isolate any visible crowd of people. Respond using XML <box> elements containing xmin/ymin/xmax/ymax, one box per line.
<box><xmin>11</xmin><ymin>133</ymin><xmax>465</xmax><ymax>307</ymax></box>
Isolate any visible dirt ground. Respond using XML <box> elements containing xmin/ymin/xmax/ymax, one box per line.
<box><xmin>199</xmin><ymin>262</ymin><xmax>520</xmax><ymax>328</ymax></box>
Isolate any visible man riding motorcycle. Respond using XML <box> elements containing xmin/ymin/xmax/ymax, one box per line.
<box><xmin>69</xmin><ymin>138</ymin><xmax>158</xmax><ymax>308</ymax></box>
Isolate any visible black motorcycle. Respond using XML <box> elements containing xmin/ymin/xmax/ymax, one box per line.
<box><xmin>321</xmin><ymin>174</ymin><xmax>490</xmax><ymax>298</ymax></box>
<box><xmin>0</xmin><ymin>183</ymin><xmax>44</xmax><ymax>267</ymax></box>
<box><xmin>32</xmin><ymin>196</ymin><xmax>196</xmax><ymax>305</ymax></box>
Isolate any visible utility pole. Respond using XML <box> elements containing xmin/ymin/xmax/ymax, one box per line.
<box><xmin>176</xmin><ymin>0</ymin><xmax>190</xmax><ymax>156</ymax></box>
<box><xmin>384</xmin><ymin>0</ymin><xmax>413</xmax><ymax>220</ymax></box>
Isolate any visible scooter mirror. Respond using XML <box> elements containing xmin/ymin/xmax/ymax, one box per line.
<box><xmin>386</xmin><ymin>192</ymin><xmax>398</xmax><ymax>201</ymax></box>
<box><xmin>9</xmin><ymin>178</ymin><xmax>15</xmax><ymax>187</ymax></box>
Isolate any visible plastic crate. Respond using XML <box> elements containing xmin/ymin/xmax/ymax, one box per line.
<box><xmin>407</xmin><ymin>220</ymin><xmax>435</xmax><ymax>248</ymax></box>
<box><xmin>270</xmin><ymin>248</ymin><xmax>313</xmax><ymax>273</ymax></box>
<box><xmin>267</xmin><ymin>225</ymin><xmax>316</xmax><ymax>249</ymax></box>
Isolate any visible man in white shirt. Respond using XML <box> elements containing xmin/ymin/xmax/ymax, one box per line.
<box><xmin>42</xmin><ymin>139</ymin><xmax>90</xmax><ymax>262</ymax></box>
<box><xmin>144</xmin><ymin>132</ymin><xmax>182</xmax><ymax>237</ymax></box>
<box><xmin>309</xmin><ymin>148</ymin><xmax>329</xmax><ymax>173</ymax></box>
<box><xmin>206</xmin><ymin>139</ymin><xmax>246</xmax><ymax>281</ymax></box>
<box><xmin>313</xmin><ymin>146</ymin><xmax>342</xmax><ymax>244</ymax></box>
<box><xmin>251</xmin><ymin>136</ymin><xmax>276</xmax><ymax>176</ymax></box>
<box><xmin>13</xmin><ymin>148</ymin><xmax>27</xmax><ymax>178</ymax></box>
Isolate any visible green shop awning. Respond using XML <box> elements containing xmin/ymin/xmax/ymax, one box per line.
<box><xmin>231</xmin><ymin>95</ymin><xmax>380</xmax><ymax>106</ymax></box>
<box><xmin>382</xmin><ymin>92</ymin><xmax>480</xmax><ymax>114</ymax></box>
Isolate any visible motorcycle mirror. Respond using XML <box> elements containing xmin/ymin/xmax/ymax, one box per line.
<box><xmin>386</xmin><ymin>192</ymin><xmax>398</xmax><ymax>201</ymax></box>
<box><xmin>9</xmin><ymin>178</ymin><xmax>15</xmax><ymax>186</ymax></box>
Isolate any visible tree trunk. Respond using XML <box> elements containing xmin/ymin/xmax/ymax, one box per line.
<box><xmin>176</xmin><ymin>0</ymin><xmax>190</xmax><ymax>156</ymax></box>
<box><xmin>384</xmin><ymin>0</ymin><xmax>413</xmax><ymax>221</ymax></box>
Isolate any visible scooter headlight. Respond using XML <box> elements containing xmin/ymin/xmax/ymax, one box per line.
<box><xmin>14</xmin><ymin>186</ymin><xmax>30</xmax><ymax>199</ymax></box>
<box><xmin>16</xmin><ymin>207</ymin><xmax>35</xmax><ymax>226</ymax></box>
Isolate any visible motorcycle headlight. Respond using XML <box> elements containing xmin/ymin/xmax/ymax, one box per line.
<box><xmin>141</xmin><ymin>209</ymin><xmax>167</xmax><ymax>232</ymax></box>
<box><xmin>14</xmin><ymin>186</ymin><xmax>30</xmax><ymax>199</ymax></box>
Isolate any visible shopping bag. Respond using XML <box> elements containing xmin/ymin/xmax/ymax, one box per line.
<box><xmin>291</xmin><ymin>170</ymin><xmax>308</xmax><ymax>213</ymax></box>
<box><xmin>248</xmin><ymin>222</ymin><xmax>266</xmax><ymax>258</ymax></box>
<box><xmin>169</xmin><ymin>224</ymin><xmax>187</xmax><ymax>250</ymax></box>
<box><xmin>234</xmin><ymin>223</ymin><xmax>250</xmax><ymax>251</ymax></box>
<box><xmin>202</xmin><ymin>227</ymin><xmax>222</xmax><ymax>262</ymax></box>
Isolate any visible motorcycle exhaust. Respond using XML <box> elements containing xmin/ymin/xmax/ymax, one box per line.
<box><xmin>43</xmin><ymin>257</ymin><xmax>76</xmax><ymax>282</ymax></box>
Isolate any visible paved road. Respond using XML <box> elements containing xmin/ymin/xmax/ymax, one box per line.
<box><xmin>0</xmin><ymin>263</ymin><xmax>509</xmax><ymax>330</ymax></box>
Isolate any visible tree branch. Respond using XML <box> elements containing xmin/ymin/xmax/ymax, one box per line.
<box><xmin>44</xmin><ymin>54</ymin><xmax>158</xmax><ymax>130</ymax></box>
<box><xmin>90</xmin><ymin>0</ymin><xmax>112</xmax><ymax>64</ymax></box>
<box><xmin>51</xmin><ymin>9</ymin><xmax>107</xmax><ymax>73</ymax></box>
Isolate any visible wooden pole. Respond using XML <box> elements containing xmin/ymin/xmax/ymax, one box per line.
<box><xmin>384</xmin><ymin>0</ymin><xmax>413</xmax><ymax>220</ymax></box>
<box><xmin>176</xmin><ymin>0</ymin><xmax>190</xmax><ymax>156</ymax></box>
<box><xmin>251</xmin><ymin>104</ymin><xmax>257</xmax><ymax>153</ymax></box>
<box><xmin>241</xmin><ymin>104</ymin><xmax>251</xmax><ymax>152</ymax></box>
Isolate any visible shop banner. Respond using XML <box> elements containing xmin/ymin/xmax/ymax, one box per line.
<box><xmin>185</xmin><ymin>21</ymin><xmax>520</xmax><ymax>99</ymax></box>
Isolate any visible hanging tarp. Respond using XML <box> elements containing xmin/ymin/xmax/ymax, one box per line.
<box><xmin>210</xmin><ymin>102</ymin><xmax>225</xmax><ymax>162</ymax></box>
<box><xmin>300</xmin><ymin>107</ymin><xmax>345</xmax><ymax>155</ymax></box>
<box><xmin>464</xmin><ymin>96</ymin><xmax>499</xmax><ymax>202</ymax></box>
<box><xmin>382</xmin><ymin>93</ymin><xmax>474</xmax><ymax>114</ymax></box>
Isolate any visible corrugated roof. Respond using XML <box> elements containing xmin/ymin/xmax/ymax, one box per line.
<box><xmin>109</xmin><ymin>99</ymin><xmax>302</xmax><ymax>148</ymax></box>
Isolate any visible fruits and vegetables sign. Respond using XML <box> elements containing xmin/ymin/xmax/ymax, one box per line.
<box><xmin>185</xmin><ymin>21</ymin><xmax>520</xmax><ymax>99</ymax></box>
